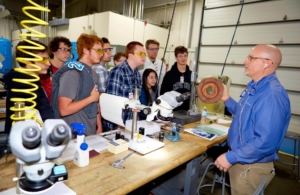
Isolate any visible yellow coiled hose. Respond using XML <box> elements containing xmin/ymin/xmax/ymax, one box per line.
<box><xmin>10</xmin><ymin>0</ymin><xmax>50</xmax><ymax>126</ymax></box>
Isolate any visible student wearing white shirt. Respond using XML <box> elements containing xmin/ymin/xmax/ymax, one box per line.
<box><xmin>140</xmin><ymin>39</ymin><xmax>166</xmax><ymax>94</ymax></box>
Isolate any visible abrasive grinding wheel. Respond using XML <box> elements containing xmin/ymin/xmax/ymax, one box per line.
<box><xmin>197</xmin><ymin>77</ymin><xmax>224</xmax><ymax>103</ymax></box>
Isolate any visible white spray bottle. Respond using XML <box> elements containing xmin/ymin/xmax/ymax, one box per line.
<box><xmin>71</xmin><ymin>123</ymin><xmax>89</xmax><ymax>167</ymax></box>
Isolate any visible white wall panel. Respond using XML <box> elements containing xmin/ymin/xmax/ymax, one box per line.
<box><xmin>107</xmin><ymin>13</ymin><xmax>134</xmax><ymax>45</ymax></box>
<box><xmin>205</xmin><ymin>0</ymin><xmax>259</xmax><ymax>8</ymax></box>
<box><xmin>204</xmin><ymin>0</ymin><xmax>300</xmax><ymax>26</ymax></box>
<box><xmin>202</xmin><ymin>22</ymin><xmax>300</xmax><ymax>45</ymax></box>
<box><xmin>289</xmin><ymin>92</ymin><xmax>300</xmax><ymax>115</ymax></box>
<box><xmin>144</xmin><ymin>1</ymin><xmax>204</xmax><ymax>49</ymax></box>
<box><xmin>200</xmin><ymin>46</ymin><xmax>300</xmax><ymax>68</ymax></box>
<box><xmin>67</xmin><ymin>15</ymin><xmax>89</xmax><ymax>41</ymax></box>
<box><xmin>289</xmin><ymin>115</ymin><xmax>300</xmax><ymax>134</ymax></box>
<box><xmin>198</xmin><ymin>63</ymin><xmax>300</xmax><ymax>91</ymax></box>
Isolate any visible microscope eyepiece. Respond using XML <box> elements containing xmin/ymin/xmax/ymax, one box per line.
<box><xmin>47</xmin><ymin>125</ymin><xmax>69</xmax><ymax>146</ymax></box>
<box><xmin>176</xmin><ymin>92</ymin><xmax>191</xmax><ymax>103</ymax></box>
<box><xmin>22</xmin><ymin>127</ymin><xmax>41</xmax><ymax>149</ymax></box>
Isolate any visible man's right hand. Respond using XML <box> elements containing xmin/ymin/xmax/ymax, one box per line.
<box><xmin>90</xmin><ymin>85</ymin><xmax>100</xmax><ymax>102</ymax></box>
<box><xmin>221</xmin><ymin>84</ymin><xmax>230</xmax><ymax>102</ymax></box>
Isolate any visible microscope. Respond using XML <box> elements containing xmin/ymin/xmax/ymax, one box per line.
<box><xmin>146</xmin><ymin>91</ymin><xmax>191</xmax><ymax>122</ymax></box>
<box><xmin>9</xmin><ymin>119</ymin><xmax>71</xmax><ymax>194</ymax></box>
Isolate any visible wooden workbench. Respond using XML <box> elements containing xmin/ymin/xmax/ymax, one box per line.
<box><xmin>0</xmin><ymin>121</ymin><xmax>230</xmax><ymax>194</ymax></box>
<box><xmin>0</xmin><ymin>136</ymin><xmax>206</xmax><ymax>195</ymax></box>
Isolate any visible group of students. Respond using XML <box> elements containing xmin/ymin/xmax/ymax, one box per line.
<box><xmin>4</xmin><ymin>34</ymin><xmax>192</xmax><ymax>136</ymax></box>
<box><xmin>3</xmin><ymin>32</ymin><xmax>291</xmax><ymax>194</ymax></box>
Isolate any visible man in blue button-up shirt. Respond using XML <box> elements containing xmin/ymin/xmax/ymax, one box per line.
<box><xmin>103</xmin><ymin>41</ymin><xmax>145</xmax><ymax>131</ymax></box>
<box><xmin>215</xmin><ymin>44</ymin><xmax>291</xmax><ymax>194</ymax></box>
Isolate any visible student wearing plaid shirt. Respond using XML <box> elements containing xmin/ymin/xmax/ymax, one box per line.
<box><xmin>92</xmin><ymin>37</ymin><xmax>112</xmax><ymax>92</ymax></box>
<box><xmin>103</xmin><ymin>41</ymin><xmax>146</xmax><ymax>131</ymax></box>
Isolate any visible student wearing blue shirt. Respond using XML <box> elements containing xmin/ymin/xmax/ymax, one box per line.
<box><xmin>215</xmin><ymin>44</ymin><xmax>291</xmax><ymax>194</ymax></box>
<box><xmin>139</xmin><ymin>68</ymin><xmax>158</xmax><ymax>120</ymax></box>
<box><xmin>104</xmin><ymin>41</ymin><xmax>145</xmax><ymax>130</ymax></box>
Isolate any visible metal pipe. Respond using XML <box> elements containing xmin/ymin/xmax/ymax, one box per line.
<box><xmin>123</xmin><ymin>0</ymin><xmax>126</xmax><ymax>15</ymax></box>
<box><xmin>141</xmin><ymin>0</ymin><xmax>144</xmax><ymax>19</ymax></box>
<box><xmin>15</xmin><ymin>160</ymin><xmax>23</xmax><ymax>194</ymax></box>
<box><xmin>131</xmin><ymin>88</ymin><xmax>140</xmax><ymax>139</ymax></box>
<box><xmin>185</xmin><ymin>0</ymin><xmax>195</xmax><ymax>48</ymax></box>
<box><xmin>138</xmin><ymin>0</ymin><xmax>142</xmax><ymax>20</ymax></box>
<box><xmin>195</xmin><ymin>0</ymin><xmax>206</xmax><ymax>74</ymax></box>
<box><xmin>62</xmin><ymin>0</ymin><xmax>65</xmax><ymax>18</ymax></box>
<box><xmin>14</xmin><ymin>102</ymin><xmax>25</xmax><ymax>194</ymax></box>
<box><xmin>135</xmin><ymin>0</ymin><xmax>138</xmax><ymax>19</ymax></box>
<box><xmin>128</xmin><ymin>0</ymin><xmax>132</xmax><ymax>17</ymax></box>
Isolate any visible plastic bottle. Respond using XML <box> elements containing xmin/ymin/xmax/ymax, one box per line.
<box><xmin>71</xmin><ymin>123</ymin><xmax>86</xmax><ymax>150</ymax></box>
<box><xmin>73</xmin><ymin>142</ymin><xmax>89</xmax><ymax>167</ymax></box>
<box><xmin>201</xmin><ymin>107</ymin><xmax>208</xmax><ymax>125</ymax></box>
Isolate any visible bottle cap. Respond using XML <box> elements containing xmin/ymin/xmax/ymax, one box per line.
<box><xmin>80</xmin><ymin>142</ymin><xmax>88</xmax><ymax>151</ymax></box>
<box><xmin>70</xmin><ymin>123</ymin><xmax>86</xmax><ymax>135</ymax></box>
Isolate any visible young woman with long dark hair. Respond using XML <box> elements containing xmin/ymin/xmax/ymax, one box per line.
<box><xmin>139</xmin><ymin>68</ymin><xmax>158</xmax><ymax>120</ymax></box>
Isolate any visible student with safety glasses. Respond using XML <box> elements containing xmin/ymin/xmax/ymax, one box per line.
<box><xmin>52</xmin><ymin>34</ymin><xmax>104</xmax><ymax>136</ymax></box>
<box><xmin>92</xmin><ymin>37</ymin><xmax>113</xmax><ymax>92</ymax></box>
<box><xmin>103</xmin><ymin>41</ymin><xmax>145</xmax><ymax>131</ymax></box>
<box><xmin>4</xmin><ymin>40</ymin><xmax>55</xmax><ymax>134</ymax></box>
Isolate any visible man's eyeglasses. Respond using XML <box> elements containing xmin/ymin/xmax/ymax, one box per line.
<box><xmin>177</xmin><ymin>54</ymin><xmax>188</xmax><ymax>58</ymax></box>
<box><xmin>103</xmin><ymin>47</ymin><xmax>113</xmax><ymax>53</ymax></box>
<box><xmin>147</xmin><ymin>48</ymin><xmax>159</xmax><ymax>51</ymax></box>
<box><xmin>147</xmin><ymin>76</ymin><xmax>157</xmax><ymax>80</ymax></box>
<box><xmin>58</xmin><ymin>47</ymin><xmax>72</xmax><ymax>53</ymax></box>
<box><xmin>247</xmin><ymin>56</ymin><xmax>273</xmax><ymax>64</ymax></box>
<box><xmin>133</xmin><ymin>52</ymin><xmax>147</xmax><ymax>58</ymax></box>
<box><xmin>91</xmin><ymin>48</ymin><xmax>104</xmax><ymax>55</ymax></box>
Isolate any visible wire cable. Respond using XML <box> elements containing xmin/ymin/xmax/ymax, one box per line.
<box><xmin>220</xmin><ymin>0</ymin><xmax>245</xmax><ymax>75</ymax></box>
<box><xmin>156</xmin><ymin>0</ymin><xmax>178</xmax><ymax>95</ymax></box>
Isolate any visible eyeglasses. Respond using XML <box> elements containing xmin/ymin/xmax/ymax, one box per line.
<box><xmin>147</xmin><ymin>76</ymin><xmax>157</xmax><ymax>80</ymax></box>
<box><xmin>38</xmin><ymin>57</ymin><xmax>50</xmax><ymax>64</ymax></box>
<box><xmin>177</xmin><ymin>54</ymin><xmax>188</xmax><ymax>58</ymax></box>
<box><xmin>58</xmin><ymin>47</ymin><xmax>72</xmax><ymax>53</ymax></box>
<box><xmin>147</xmin><ymin>48</ymin><xmax>159</xmax><ymax>51</ymax></box>
<box><xmin>247</xmin><ymin>56</ymin><xmax>273</xmax><ymax>64</ymax></box>
<box><xmin>103</xmin><ymin>47</ymin><xmax>113</xmax><ymax>53</ymax></box>
<box><xmin>133</xmin><ymin>52</ymin><xmax>147</xmax><ymax>58</ymax></box>
<box><xmin>91</xmin><ymin>48</ymin><xmax>104</xmax><ymax>55</ymax></box>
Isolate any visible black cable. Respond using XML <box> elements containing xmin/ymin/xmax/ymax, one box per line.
<box><xmin>220</xmin><ymin>0</ymin><xmax>245</xmax><ymax>75</ymax></box>
<box><xmin>156</xmin><ymin>0</ymin><xmax>178</xmax><ymax>95</ymax></box>
<box><xmin>0</xmin><ymin>153</ymin><xmax>10</xmax><ymax>166</ymax></box>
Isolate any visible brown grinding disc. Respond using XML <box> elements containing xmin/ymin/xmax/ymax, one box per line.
<box><xmin>197</xmin><ymin>77</ymin><xmax>224</xmax><ymax>104</ymax></box>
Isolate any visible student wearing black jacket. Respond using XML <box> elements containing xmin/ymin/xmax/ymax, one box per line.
<box><xmin>4</xmin><ymin>40</ymin><xmax>54</xmax><ymax>134</ymax></box>
<box><xmin>160</xmin><ymin>46</ymin><xmax>191</xmax><ymax>111</ymax></box>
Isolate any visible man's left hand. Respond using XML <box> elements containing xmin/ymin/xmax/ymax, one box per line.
<box><xmin>215</xmin><ymin>153</ymin><xmax>232</xmax><ymax>172</ymax></box>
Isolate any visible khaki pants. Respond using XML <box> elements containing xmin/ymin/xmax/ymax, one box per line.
<box><xmin>228</xmin><ymin>162</ymin><xmax>275</xmax><ymax>195</ymax></box>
